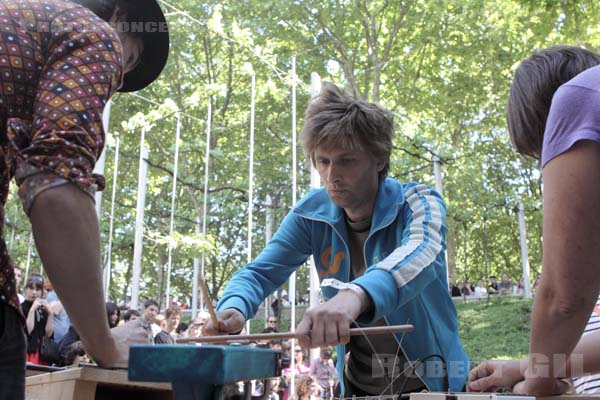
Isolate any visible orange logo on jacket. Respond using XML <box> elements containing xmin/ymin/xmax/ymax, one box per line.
<box><xmin>319</xmin><ymin>247</ymin><xmax>345</xmax><ymax>278</ymax></box>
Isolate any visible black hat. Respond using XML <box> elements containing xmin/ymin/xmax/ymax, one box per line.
<box><xmin>118</xmin><ymin>0</ymin><xmax>170</xmax><ymax>92</ymax></box>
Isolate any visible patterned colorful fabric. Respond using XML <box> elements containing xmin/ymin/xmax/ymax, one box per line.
<box><xmin>0</xmin><ymin>0</ymin><xmax>123</xmax><ymax>319</ymax></box>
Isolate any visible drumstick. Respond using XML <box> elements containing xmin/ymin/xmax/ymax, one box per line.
<box><xmin>177</xmin><ymin>324</ymin><xmax>414</xmax><ymax>344</ymax></box>
<box><xmin>198</xmin><ymin>274</ymin><xmax>219</xmax><ymax>330</ymax></box>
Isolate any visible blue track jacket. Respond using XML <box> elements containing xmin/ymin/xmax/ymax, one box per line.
<box><xmin>218</xmin><ymin>178</ymin><xmax>469</xmax><ymax>392</ymax></box>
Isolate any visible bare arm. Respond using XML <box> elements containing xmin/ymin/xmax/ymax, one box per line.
<box><xmin>469</xmin><ymin>328</ymin><xmax>600</xmax><ymax>392</ymax></box>
<box><xmin>567</xmin><ymin>330</ymin><xmax>600</xmax><ymax>377</ymax></box>
<box><xmin>48</xmin><ymin>299</ymin><xmax>64</xmax><ymax>316</ymax></box>
<box><xmin>29</xmin><ymin>183</ymin><xmax>121</xmax><ymax>367</ymax></box>
<box><xmin>516</xmin><ymin>142</ymin><xmax>600</xmax><ymax>395</ymax></box>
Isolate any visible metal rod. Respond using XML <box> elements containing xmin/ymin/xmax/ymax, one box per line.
<box><xmin>165</xmin><ymin>112</ymin><xmax>182</xmax><ymax>307</ymax></box>
<box><xmin>199</xmin><ymin>98</ymin><xmax>212</xmax><ymax>315</ymax></box>
<box><xmin>178</xmin><ymin>324</ymin><xmax>414</xmax><ymax>344</ymax></box>
<box><xmin>131</xmin><ymin>128</ymin><xmax>148</xmax><ymax>311</ymax></box>
<box><xmin>103</xmin><ymin>137</ymin><xmax>120</xmax><ymax>298</ymax></box>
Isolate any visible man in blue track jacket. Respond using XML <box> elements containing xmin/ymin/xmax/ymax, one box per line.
<box><xmin>205</xmin><ymin>82</ymin><xmax>469</xmax><ymax>395</ymax></box>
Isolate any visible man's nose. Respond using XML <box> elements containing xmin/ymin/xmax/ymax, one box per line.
<box><xmin>326</xmin><ymin>164</ymin><xmax>340</xmax><ymax>182</ymax></box>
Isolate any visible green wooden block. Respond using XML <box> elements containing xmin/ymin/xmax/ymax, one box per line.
<box><xmin>128</xmin><ymin>344</ymin><xmax>280</xmax><ymax>385</ymax></box>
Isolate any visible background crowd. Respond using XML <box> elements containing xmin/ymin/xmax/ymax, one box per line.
<box><xmin>15</xmin><ymin>267</ymin><xmax>341</xmax><ymax>399</ymax></box>
<box><xmin>448</xmin><ymin>272</ymin><xmax>541</xmax><ymax>300</ymax></box>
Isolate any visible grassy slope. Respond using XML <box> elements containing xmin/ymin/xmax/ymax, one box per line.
<box><xmin>456</xmin><ymin>296</ymin><xmax>533</xmax><ymax>364</ymax></box>
<box><xmin>249</xmin><ymin>296</ymin><xmax>534</xmax><ymax>365</ymax></box>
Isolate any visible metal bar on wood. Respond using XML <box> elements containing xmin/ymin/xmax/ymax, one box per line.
<box><xmin>177</xmin><ymin>324</ymin><xmax>414</xmax><ymax>344</ymax></box>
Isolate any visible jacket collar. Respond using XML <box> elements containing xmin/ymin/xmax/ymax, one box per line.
<box><xmin>293</xmin><ymin>177</ymin><xmax>404</xmax><ymax>233</ymax></box>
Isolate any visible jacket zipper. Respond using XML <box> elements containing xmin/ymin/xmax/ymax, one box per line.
<box><xmin>295</xmin><ymin>207</ymin><xmax>431</xmax><ymax>392</ymax></box>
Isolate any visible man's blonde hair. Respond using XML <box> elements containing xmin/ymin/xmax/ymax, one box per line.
<box><xmin>300</xmin><ymin>82</ymin><xmax>394</xmax><ymax>178</ymax></box>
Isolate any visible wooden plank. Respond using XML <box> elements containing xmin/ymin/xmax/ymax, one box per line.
<box><xmin>129</xmin><ymin>344</ymin><xmax>280</xmax><ymax>385</ymax></box>
<box><xmin>26</xmin><ymin>365</ymin><xmax>173</xmax><ymax>400</ymax></box>
<box><xmin>79</xmin><ymin>366</ymin><xmax>172</xmax><ymax>390</ymax></box>
<box><xmin>26</xmin><ymin>365</ymin><xmax>171</xmax><ymax>390</ymax></box>
<box><xmin>25</xmin><ymin>378</ymin><xmax>96</xmax><ymax>400</ymax></box>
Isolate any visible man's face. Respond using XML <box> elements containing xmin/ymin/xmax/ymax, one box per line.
<box><xmin>143</xmin><ymin>305</ymin><xmax>159</xmax><ymax>323</ymax></box>
<box><xmin>314</xmin><ymin>146</ymin><xmax>383</xmax><ymax>221</ymax></box>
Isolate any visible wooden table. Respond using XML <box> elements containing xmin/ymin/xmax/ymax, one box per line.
<box><xmin>26</xmin><ymin>365</ymin><xmax>172</xmax><ymax>400</ymax></box>
<box><xmin>128</xmin><ymin>344</ymin><xmax>281</xmax><ymax>400</ymax></box>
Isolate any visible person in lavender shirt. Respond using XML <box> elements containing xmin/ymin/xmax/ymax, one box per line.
<box><xmin>468</xmin><ymin>46</ymin><xmax>600</xmax><ymax>395</ymax></box>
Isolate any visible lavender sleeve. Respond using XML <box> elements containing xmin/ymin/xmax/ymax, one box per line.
<box><xmin>542</xmin><ymin>84</ymin><xmax>600</xmax><ymax>168</ymax></box>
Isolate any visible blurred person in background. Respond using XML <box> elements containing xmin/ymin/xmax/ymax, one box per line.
<box><xmin>20</xmin><ymin>274</ymin><xmax>53</xmax><ymax>365</ymax></box>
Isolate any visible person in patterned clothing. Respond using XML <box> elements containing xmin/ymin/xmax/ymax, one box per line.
<box><xmin>0</xmin><ymin>1</ymin><xmax>169</xmax><ymax>398</ymax></box>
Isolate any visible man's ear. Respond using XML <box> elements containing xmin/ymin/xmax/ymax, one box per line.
<box><xmin>376</xmin><ymin>161</ymin><xmax>385</xmax><ymax>172</ymax></box>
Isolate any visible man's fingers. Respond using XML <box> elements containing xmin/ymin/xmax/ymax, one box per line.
<box><xmin>296</xmin><ymin>321</ymin><xmax>312</xmax><ymax>348</ymax></box>
<box><xmin>337</xmin><ymin>320</ymin><xmax>350</xmax><ymax>344</ymax></box>
<box><xmin>202</xmin><ymin>309</ymin><xmax>245</xmax><ymax>335</ymax></box>
<box><xmin>467</xmin><ymin>363</ymin><xmax>484</xmax><ymax>388</ymax></box>
<box><xmin>468</xmin><ymin>375</ymin><xmax>496</xmax><ymax>392</ymax></box>
<box><xmin>309</xmin><ymin>323</ymin><xmax>325</xmax><ymax>347</ymax></box>
<box><xmin>324</xmin><ymin>321</ymin><xmax>340</xmax><ymax>345</ymax></box>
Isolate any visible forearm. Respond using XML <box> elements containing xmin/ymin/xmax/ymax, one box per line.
<box><xmin>527</xmin><ymin>280</ymin><xmax>596</xmax><ymax>380</ymax></box>
<box><xmin>566</xmin><ymin>330</ymin><xmax>600</xmax><ymax>378</ymax></box>
<box><xmin>528</xmin><ymin>146</ymin><xmax>600</xmax><ymax>382</ymax></box>
<box><xmin>49</xmin><ymin>301</ymin><xmax>64</xmax><ymax>316</ymax></box>
<box><xmin>29</xmin><ymin>183</ymin><xmax>115</xmax><ymax>364</ymax></box>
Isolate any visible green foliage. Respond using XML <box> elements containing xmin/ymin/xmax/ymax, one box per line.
<box><xmin>457</xmin><ymin>297</ymin><xmax>532</xmax><ymax>363</ymax></box>
<box><xmin>6</xmin><ymin>0</ymin><xmax>600</xmax><ymax>310</ymax></box>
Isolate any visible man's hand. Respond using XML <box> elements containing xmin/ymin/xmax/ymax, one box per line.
<box><xmin>468</xmin><ymin>360</ymin><xmax>525</xmax><ymax>392</ymax></box>
<box><xmin>202</xmin><ymin>309</ymin><xmax>245</xmax><ymax>336</ymax></box>
<box><xmin>87</xmin><ymin>319</ymin><xmax>153</xmax><ymax>369</ymax></box>
<box><xmin>296</xmin><ymin>290</ymin><xmax>364</xmax><ymax>348</ymax></box>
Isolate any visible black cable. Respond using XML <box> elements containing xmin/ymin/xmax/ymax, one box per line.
<box><xmin>397</xmin><ymin>353</ymin><xmax>448</xmax><ymax>397</ymax></box>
